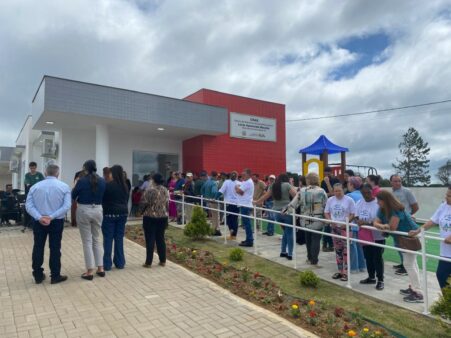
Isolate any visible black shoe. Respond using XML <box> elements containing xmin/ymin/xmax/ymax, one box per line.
<box><xmin>393</xmin><ymin>264</ymin><xmax>404</xmax><ymax>269</ymax></box>
<box><xmin>239</xmin><ymin>241</ymin><xmax>253</xmax><ymax>247</ymax></box>
<box><xmin>213</xmin><ymin>230</ymin><xmax>222</xmax><ymax>236</ymax></box>
<box><xmin>96</xmin><ymin>271</ymin><xmax>105</xmax><ymax>277</ymax></box>
<box><xmin>403</xmin><ymin>292</ymin><xmax>424</xmax><ymax>303</ymax></box>
<box><xmin>262</xmin><ymin>232</ymin><xmax>269</xmax><ymax>235</ymax></box>
<box><xmin>395</xmin><ymin>267</ymin><xmax>408</xmax><ymax>276</ymax></box>
<box><xmin>286</xmin><ymin>255</ymin><xmax>293</xmax><ymax>261</ymax></box>
<box><xmin>360</xmin><ymin>278</ymin><xmax>376</xmax><ymax>285</ymax></box>
<box><xmin>81</xmin><ymin>274</ymin><xmax>94</xmax><ymax>281</ymax></box>
<box><xmin>35</xmin><ymin>273</ymin><xmax>46</xmax><ymax>284</ymax></box>
<box><xmin>280</xmin><ymin>252</ymin><xmax>288</xmax><ymax>257</ymax></box>
<box><xmin>400</xmin><ymin>287</ymin><xmax>413</xmax><ymax>296</ymax></box>
<box><xmin>376</xmin><ymin>281</ymin><xmax>384</xmax><ymax>290</ymax></box>
<box><xmin>51</xmin><ymin>275</ymin><xmax>68</xmax><ymax>284</ymax></box>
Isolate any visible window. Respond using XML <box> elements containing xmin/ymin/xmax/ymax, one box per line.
<box><xmin>132</xmin><ymin>151</ymin><xmax>178</xmax><ymax>187</ymax></box>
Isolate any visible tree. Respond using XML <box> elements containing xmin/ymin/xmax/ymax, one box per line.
<box><xmin>436</xmin><ymin>160</ymin><xmax>451</xmax><ymax>186</ymax></box>
<box><xmin>392</xmin><ymin>127</ymin><xmax>430</xmax><ymax>186</ymax></box>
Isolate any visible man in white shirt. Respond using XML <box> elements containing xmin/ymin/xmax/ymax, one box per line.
<box><xmin>235</xmin><ymin>168</ymin><xmax>255</xmax><ymax>247</ymax></box>
<box><xmin>218</xmin><ymin>171</ymin><xmax>239</xmax><ymax>239</ymax></box>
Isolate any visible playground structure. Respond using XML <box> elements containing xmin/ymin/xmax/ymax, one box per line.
<box><xmin>299</xmin><ymin>135</ymin><xmax>349</xmax><ymax>180</ymax></box>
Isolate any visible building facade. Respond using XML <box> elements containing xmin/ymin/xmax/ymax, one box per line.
<box><xmin>11</xmin><ymin>76</ymin><xmax>286</xmax><ymax>189</ymax></box>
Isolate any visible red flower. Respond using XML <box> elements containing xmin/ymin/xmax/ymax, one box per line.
<box><xmin>309</xmin><ymin>310</ymin><xmax>317</xmax><ymax>318</ymax></box>
<box><xmin>254</xmin><ymin>272</ymin><xmax>260</xmax><ymax>278</ymax></box>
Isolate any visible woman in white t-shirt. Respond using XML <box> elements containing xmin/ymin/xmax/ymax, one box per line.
<box><xmin>324</xmin><ymin>183</ymin><xmax>356</xmax><ymax>282</ymax></box>
<box><xmin>409</xmin><ymin>186</ymin><xmax>451</xmax><ymax>290</ymax></box>
<box><xmin>354</xmin><ymin>184</ymin><xmax>386</xmax><ymax>290</ymax></box>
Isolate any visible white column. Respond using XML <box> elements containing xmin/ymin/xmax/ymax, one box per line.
<box><xmin>95</xmin><ymin>125</ymin><xmax>109</xmax><ymax>170</ymax></box>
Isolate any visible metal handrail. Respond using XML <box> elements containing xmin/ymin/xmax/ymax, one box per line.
<box><xmin>167</xmin><ymin>194</ymin><xmax>450</xmax><ymax>315</ymax></box>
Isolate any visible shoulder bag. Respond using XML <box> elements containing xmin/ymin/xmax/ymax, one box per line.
<box><xmin>397</xmin><ymin>211</ymin><xmax>421</xmax><ymax>251</ymax></box>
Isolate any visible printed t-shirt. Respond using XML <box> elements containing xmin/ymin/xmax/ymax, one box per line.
<box><xmin>431</xmin><ymin>202</ymin><xmax>451</xmax><ymax>258</ymax></box>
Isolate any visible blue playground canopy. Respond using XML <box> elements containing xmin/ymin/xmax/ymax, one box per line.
<box><xmin>299</xmin><ymin>135</ymin><xmax>349</xmax><ymax>155</ymax></box>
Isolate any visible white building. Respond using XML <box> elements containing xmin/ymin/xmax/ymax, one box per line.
<box><xmin>11</xmin><ymin>76</ymin><xmax>227</xmax><ymax>189</ymax></box>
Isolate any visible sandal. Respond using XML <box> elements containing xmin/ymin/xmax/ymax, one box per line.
<box><xmin>340</xmin><ymin>275</ymin><xmax>348</xmax><ymax>282</ymax></box>
<box><xmin>332</xmin><ymin>273</ymin><xmax>342</xmax><ymax>279</ymax></box>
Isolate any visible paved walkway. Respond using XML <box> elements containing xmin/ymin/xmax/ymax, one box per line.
<box><xmin>191</xmin><ymin>222</ymin><xmax>442</xmax><ymax>315</ymax></box>
<box><xmin>0</xmin><ymin>226</ymin><xmax>315</xmax><ymax>338</ymax></box>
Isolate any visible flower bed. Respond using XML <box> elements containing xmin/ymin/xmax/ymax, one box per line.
<box><xmin>126</xmin><ymin>226</ymin><xmax>391</xmax><ymax>338</ymax></box>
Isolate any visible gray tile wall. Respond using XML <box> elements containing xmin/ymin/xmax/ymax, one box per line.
<box><xmin>40</xmin><ymin>77</ymin><xmax>227</xmax><ymax>133</ymax></box>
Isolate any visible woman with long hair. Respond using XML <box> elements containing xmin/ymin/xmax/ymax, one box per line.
<box><xmin>140</xmin><ymin>173</ymin><xmax>169</xmax><ymax>268</ymax></box>
<box><xmin>366</xmin><ymin>174</ymin><xmax>382</xmax><ymax>198</ymax></box>
<box><xmin>255</xmin><ymin>173</ymin><xmax>297</xmax><ymax>259</ymax></box>
<box><xmin>373</xmin><ymin>190</ymin><xmax>423</xmax><ymax>303</ymax></box>
<box><xmin>72</xmin><ymin>160</ymin><xmax>106</xmax><ymax>280</ymax></box>
<box><xmin>102</xmin><ymin>165</ymin><xmax>130</xmax><ymax>271</ymax></box>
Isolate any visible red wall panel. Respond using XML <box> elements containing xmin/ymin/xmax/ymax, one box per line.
<box><xmin>183</xmin><ymin>89</ymin><xmax>286</xmax><ymax>177</ymax></box>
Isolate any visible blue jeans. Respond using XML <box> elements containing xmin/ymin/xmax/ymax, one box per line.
<box><xmin>102</xmin><ymin>215</ymin><xmax>127</xmax><ymax>270</ymax></box>
<box><xmin>277</xmin><ymin>213</ymin><xmax>293</xmax><ymax>256</ymax></box>
<box><xmin>226</xmin><ymin>204</ymin><xmax>239</xmax><ymax>236</ymax></box>
<box><xmin>436</xmin><ymin>259</ymin><xmax>451</xmax><ymax>289</ymax></box>
<box><xmin>240</xmin><ymin>207</ymin><xmax>253</xmax><ymax>244</ymax></box>
<box><xmin>350</xmin><ymin>231</ymin><xmax>366</xmax><ymax>271</ymax></box>
<box><xmin>265</xmin><ymin>201</ymin><xmax>275</xmax><ymax>235</ymax></box>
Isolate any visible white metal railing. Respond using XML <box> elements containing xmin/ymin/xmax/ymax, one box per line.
<box><xmin>169</xmin><ymin>194</ymin><xmax>449</xmax><ymax>315</ymax></box>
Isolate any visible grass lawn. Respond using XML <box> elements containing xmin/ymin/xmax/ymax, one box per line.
<box><xmin>162</xmin><ymin>225</ymin><xmax>450</xmax><ymax>338</ymax></box>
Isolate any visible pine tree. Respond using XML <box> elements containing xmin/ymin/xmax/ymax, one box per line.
<box><xmin>184</xmin><ymin>205</ymin><xmax>211</xmax><ymax>240</ymax></box>
<box><xmin>436</xmin><ymin>160</ymin><xmax>451</xmax><ymax>186</ymax></box>
<box><xmin>392</xmin><ymin>127</ymin><xmax>431</xmax><ymax>186</ymax></box>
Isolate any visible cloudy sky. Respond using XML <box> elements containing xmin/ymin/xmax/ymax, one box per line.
<box><xmin>1</xmin><ymin>0</ymin><xmax>450</xmax><ymax>181</ymax></box>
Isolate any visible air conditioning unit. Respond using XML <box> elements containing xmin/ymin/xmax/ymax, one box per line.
<box><xmin>9</xmin><ymin>158</ymin><xmax>19</xmax><ymax>172</ymax></box>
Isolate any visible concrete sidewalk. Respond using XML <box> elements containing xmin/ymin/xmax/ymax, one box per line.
<box><xmin>0</xmin><ymin>226</ymin><xmax>314</xmax><ymax>338</ymax></box>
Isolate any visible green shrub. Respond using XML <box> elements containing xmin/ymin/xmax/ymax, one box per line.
<box><xmin>229</xmin><ymin>248</ymin><xmax>244</xmax><ymax>262</ymax></box>
<box><xmin>184</xmin><ymin>205</ymin><xmax>211</xmax><ymax>240</ymax></box>
<box><xmin>431</xmin><ymin>281</ymin><xmax>451</xmax><ymax>320</ymax></box>
<box><xmin>299</xmin><ymin>270</ymin><xmax>320</xmax><ymax>288</ymax></box>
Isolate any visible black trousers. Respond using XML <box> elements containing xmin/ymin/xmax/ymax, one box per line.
<box><xmin>362</xmin><ymin>239</ymin><xmax>385</xmax><ymax>281</ymax></box>
<box><xmin>143</xmin><ymin>216</ymin><xmax>167</xmax><ymax>265</ymax></box>
<box><xmin>322</xmin><ymin>224</ymin><xmax>334</xmax><ymax>248</ymax></box>
<box><xmin>32</xmin><ymin>219</ymin><xmax>64</xmax><ymax>279</ymax></box>
<box><xmin>305</xmin><ymin>231</ymin><xmax>322</xmax><ymax>264</ymax></box>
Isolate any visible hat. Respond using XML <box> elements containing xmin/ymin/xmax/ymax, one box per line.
<box><xmin>269</xmin><ymin>174</ymin><xmax>276</xmax><ymax>179</ymax></box>
<box><xmin>186</xmin><ymin>172</ymin><xmax>193</xmax><ymax>177</ymax></box>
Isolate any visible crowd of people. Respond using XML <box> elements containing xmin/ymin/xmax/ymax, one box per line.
<box><xmin>161</xmin><ymin>167</ymin><xmax>450</xmax><ymax>304</ymax></box>
<box><xmin>17</xmin><ymin>161</ymin><xmax>450</xmax><ymax>305</ymax></box>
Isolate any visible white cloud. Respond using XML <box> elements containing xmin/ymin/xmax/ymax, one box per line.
<box><xmin>0</xmin><ymin>0</ymin><xmax>450</xmax><ymax>181</ymax></box>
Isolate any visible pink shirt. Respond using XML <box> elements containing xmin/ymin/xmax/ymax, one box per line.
<box><xmin>371</xmin><ymin>186</ymin><xmax>381</xmax><ymax>198</ymax></box>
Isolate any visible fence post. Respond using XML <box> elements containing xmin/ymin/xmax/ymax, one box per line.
<box><xmin>292</xmin><ymin>210</ymin><xmax>297</xmax><ymax>269</ymax></box>
<box><xmin>420</xmin><ymin>228</ymin><xmax>429</xmax><ymax>314</ymax></box>
<box><xmin>253</xmin><ymin>206</ymin><xmax>257</xmax><ymax>254</ymax></box>
<box><xmin>223</xmin><ymin>201</ymin><xmax>228</xmax><ymax>244</ymax></box>
<box><xmin>182</xmin><ymin>194</ymin><xmax>185</xmax><ymax>225</ymax></box>
<box><xmin>200</xmin><ymin>195</ymin><xmax>203</xmax><ymax>209</ymax></box>
<box><xmin>346</xmin><ymin>217</ymin><xmax>352</xmax><ymax>289</ymax></box>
